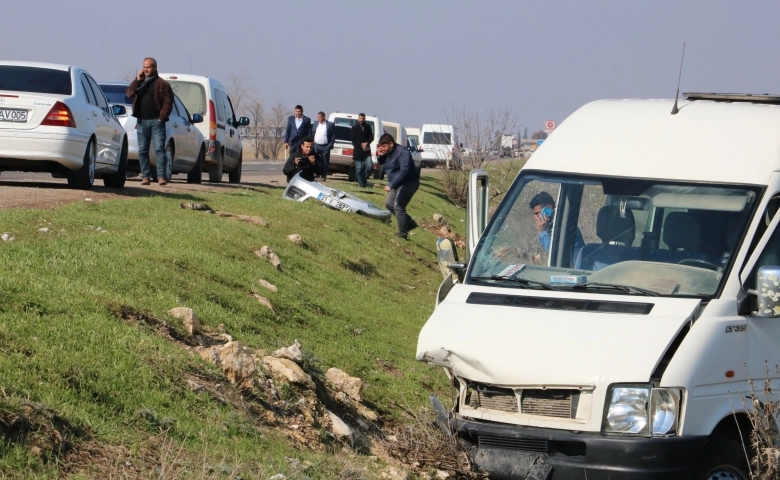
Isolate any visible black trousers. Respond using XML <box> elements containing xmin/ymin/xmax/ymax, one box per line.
<box><xmin>385</xmin><ymin>179</ymin><xmax>420</xmax><ymax>235</ymax></box>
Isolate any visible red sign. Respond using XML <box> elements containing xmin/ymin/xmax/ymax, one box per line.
<box><xmin>545</xmin><ymin>120</ymin><xmax>556</xmax><ymax>130</ymax></box>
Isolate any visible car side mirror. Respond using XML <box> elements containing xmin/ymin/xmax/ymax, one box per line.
<box><xmin>239</xmin><ymin>117</ymin><xmax>250</xmax><ymax>127</ymax></box>
<box><xmin>112</xmin><ymin>104</ymin><xmax>127</xmax><ymax>116</ymax></box>
<box><xmin>191</xmin><ymin>113</ymin><xmax>203</xmax><ymax>124</ymax></box>
<box><xmin>755</xmin><ymin>266</ymin><xmax>780</xmax><ymax>317</ymax></box>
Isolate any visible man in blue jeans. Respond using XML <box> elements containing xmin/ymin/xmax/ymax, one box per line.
<box><xmin>126</xmin><ymin>57</ymin><xmax>174</xmax><ymax>185</ymax></box>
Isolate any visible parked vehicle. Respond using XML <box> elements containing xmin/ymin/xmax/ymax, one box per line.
<box><xmin>372</xmin><ymin>121</ymin><xmax>409</xmax><ymax>180</ymax></box>
<box><xmin>417</xmin><ymin>93</ymin><xmax>780</xmax><ymax>479</ymax></box>
<box><xmin>419</xmin><ymin>123</ymin><xmax>457</xmax><ymax>167</ymax></box>
<box><xmin>283</xmin><ymin>172</ymin><xmax>391</xmax><ymax>222</ymax></box>
<box><xmin>0</xmin><ymin>62</ymin><xmax>128</xmax><ymax>189</ymax></box>
<box><xmin>406</xmin><ymin>127</ymin><xmax>420</xmax><ymax>149</ymax></box>
<box><xmin>159</xmin><ymin>74</ymin><xmax>249</xmax><ymax>183</ymax></box>
<box><xmin>100</xmin><ymin>83</ymin><xmax>206</xmax><ymax>183</ymax></box>
<box><xmin>328</xmin><ymin>112</ymin><xmax>382</xmax><ymax>181</ymax></box>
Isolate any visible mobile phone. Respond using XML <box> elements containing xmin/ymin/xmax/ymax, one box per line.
<box><xmin>542</xmin><ymin>206</ymin><xmax>553</xmax><ymax>218</ymax></box>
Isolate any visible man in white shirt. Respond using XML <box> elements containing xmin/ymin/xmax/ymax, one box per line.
<box><xmin>313</xmin><ymin>112</ymin><xmax>335</xmax><ymax>180</ymax></box>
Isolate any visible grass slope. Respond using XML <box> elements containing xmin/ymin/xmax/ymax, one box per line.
<box><xmin>0</xmin><ymin>175</ymin><xmax>469</xmax><ymax>478</ymax></box>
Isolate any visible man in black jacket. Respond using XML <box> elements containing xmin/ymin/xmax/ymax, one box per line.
<box><xmin>378</xmin><ymin>133</ymin><xmax>420</xmax><ymax>239</ymax></box>
<box><xmin>350</xmin><ymin>113</ymin><xmax>373</xmax><ymax>188</ymax></box>
<box><xmin>283</xmin><ymin>137</ymin><xmax>321</xmax><ymax>183</ymax></box>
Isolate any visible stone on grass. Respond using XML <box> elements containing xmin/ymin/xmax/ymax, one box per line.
<box><xmin>252</xmin><ymin>294</ymin><xmax>274</xmax><ymax>311</ymax></box>
<box><xmin>254</xmin><ymin>246</ymin><xmax>282</xmax><ymax>271</ymax></box>
<box><xmin>263</xmin><ymin>356</ymin><xmax>315</xmax><ymax>389</ymax></box>
<box><xmin>168</xmin><ymin>307</ymin><xmax>202</xmax><ymax>337</ymax></box>
<box><xmin>286</xmin><ymin>234</ymin><xmax>303</xmax><ymax>245</ymax></box>
<box><xmin>257</xmin><ymin>279</ymin><xmax>278</xmax><ymax>293</ymax></box>
<box><xmin>432</xmin><ymin>213</ymin><xmax>446</xmax><ymax>224</ymax></box>
<box><xmin>439</xmin><ymin>225</ymin><xmax>451</xmax><ymax>235</ymax></box>
<box><xmin>269</xmin><ymin>475</ymin><xmax>287</xmax><ymax>480</ymax></box>
<box><xmin>273</xmin><ymin>340</ymin><xmax>303</xmax><ymax>363</ymax></box>
<box><xmin>327</xmin><ymin>410</ymin><xmax>353</xmax><ymax>440</ymax></box>
<box><xmin>217</xmin><ymin>211</ymin><xmax>267</xmax><ymax>226</ymax></box>
<box><xmin>436</xmin><ymin>470</ymin><xmax>450</xmax><ymax>479</ymax></box>
<box><xmin>325</xmin><ymin>367</ymin><xmax>364</xmax><ymax>402</ymax></box>
<box><xmin>198</xmin><ymin>341</ymin><xmax>257</xmax><ymax>390</ymax></box>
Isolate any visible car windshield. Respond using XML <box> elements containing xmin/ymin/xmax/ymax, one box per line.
<box><xmin>332</xmin><ymin>118</ymin><xmax>375</xmax><ymax>143</ymax></box>
<box><xmin>99</xmin><ymin>84</ymin><xmax>132</xmax><ymax>105</ymax></box>
<box><xmin>168</xmin><ymin>81</ymin><xmax>207</xmax><ymax>116</ymax></box>
<box><xmin>423</xmin><ymin>132</ymin><xmax>452</xmax><ymax>145</ymax></box>
<box><xmin>0</xmin><ymin>66</ymin><xmax>71</xmax><ymax>95</ymax></box>
<box><xmin>468</xmin><ymin>171</ymin><xmax>760</xmax><ymax>298</ymax></box>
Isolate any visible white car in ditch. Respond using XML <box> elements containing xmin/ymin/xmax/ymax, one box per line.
<box><xmin>282</xmin><ymin>173</ymin><xmax>391</xmax><ymax>222</ymax></box>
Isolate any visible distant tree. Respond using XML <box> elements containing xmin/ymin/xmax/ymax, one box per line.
<box><xmin>523</xmin><ymin>127</ymin><xmax>528</xmax><ymax>139</ymax></box>
<box><xmin>246</xmin><ymin>95</ymin><xmax>265</xmax><ymax>159</ymax></box>
<box><xmin>119</xmin><ymin>68</ymin><xmax>136</xmax><ymax>82</ymax></box>
<box><xmin>226</xmin><ymin>70</ymin><xmax>252</xmax><ymax>118</ymax></box>
<box><xmin>531</xmin><ymin>130</ymin><xmax>548</xmax><ymax>140</ymax></box>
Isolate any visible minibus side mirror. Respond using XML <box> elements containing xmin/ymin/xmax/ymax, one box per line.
<box><xmin>754</xmin><ymin>266</ymin><xmax>780</xmax><ymax>317</ymax></box>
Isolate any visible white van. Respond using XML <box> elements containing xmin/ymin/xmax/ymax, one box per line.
<box><xmin>419</xmin><ymin>123</ymin><xmax>456</xmax><ymax>167</ymax></box>
<box><xmin>160</xmin><ymin>73</ymin><xmax>249</xmax><ymax>183</ymax></box>
<box><xmin>328</xmin><ymin>112</ymin><xmax>382</xmax><ymax>181</ymax></box>
<box><xmin>406</xmin><ymin>127</ymin><xmax>420</xmax><ymax>149</ymax></box>
<box><xmin>417</xmin><ymin>93</ymin><xmax>780</xmax><ymax>479</ymax></box>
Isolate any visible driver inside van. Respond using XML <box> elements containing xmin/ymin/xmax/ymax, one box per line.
<box><xmin>529</xmin><ymin>191</ymin><xmax>584</xmax><ymax>261</ymax></box>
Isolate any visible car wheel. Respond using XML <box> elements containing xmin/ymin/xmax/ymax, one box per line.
<box><xmin>208</xmin><ymin>149</ymin><xmax>223</xmax><ymax>183</ymax></box>
<box><xmin>692</xmin><ymin>436</ymin><xmax>749</xmax><ymax>480</ymax></box>
<box><xmin>164</xmin><ymin>142</ymin><xmax>174</xmax><ymax>182</ymax></box>
<box><xmin>228</xmin><ymin>153</ymin><xmax>242</xmax><ymax>183</ymax></box>
<box><xmin>187</xmin><ymin>145</ymin><xmax>204</xmax><ymax>184</ymax></box>
<box><xmin>348</xmin><ymin>165</ymin><xmax>357</xmax><ymax>182</ymax></box>
<box><xmin>103</xmin><ymin>138</ymin><xmax>127</xmax><ymax>188</ymax></box>
<box><xmin>68</xmin><ymin>138</ymin><xmax>95</xmax><ymax>189</ymax></box>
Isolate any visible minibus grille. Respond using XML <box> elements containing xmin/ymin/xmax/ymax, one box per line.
<box><xmin>467</xmin><ymin>384</ymin><xmax>518</xmax><ymax>413</ymax></box>
<box><xmin>478</xmin><ymin>435</ymin><xmax>548</xmax><ymax>453</ymax></box>
<box><xmin>521</xmin><ymin>389</ymin><xmax>575</xmax><ymax>419</ymax></box>
<box><xmin>466</xmin><ymin>292</ymin><xmax>653</xmax><ymax>314</ymax></box>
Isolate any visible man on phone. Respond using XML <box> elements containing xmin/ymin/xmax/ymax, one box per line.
<box><xmin>529</xmin><ymin>192</ymin><xmax>584</xmax><ymax>258</ymax></box>
<box><xmin>126</xmin><ymin>57</ymin><xmax>174</xmax><ymax>185</ymax></box>
<box><xmin>283</xmin><ymin>137</ymin><xmax>321</xmax><ymax>183</ymax></box>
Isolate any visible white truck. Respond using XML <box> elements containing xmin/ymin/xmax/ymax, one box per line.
<box><xmin>417</xmin><ymin>93</ymin><xmax>780</xmax><ymax>479</ymax></box>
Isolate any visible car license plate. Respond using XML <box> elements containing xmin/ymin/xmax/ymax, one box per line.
<box><xmin>0</xmin><ymin>108</ymin><xmax>28</xmax><ymax>123</ymax></box>
<box><xmin>317</xmin><ymin>192</ymin><xmax>351</xmax><ymax>212</ymax></box>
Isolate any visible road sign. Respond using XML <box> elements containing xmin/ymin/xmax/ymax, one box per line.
<box><xmin>545</xmin><ymin>120</ymin><xmax>556</xmax><ymax>130</ymax></box>
<box><xmin>537</xmin><ymin>139</ymin><xmax>545</xmax><ymax>147</ymax></box>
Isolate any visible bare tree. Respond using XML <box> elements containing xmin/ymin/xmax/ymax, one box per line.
<box><xmin>261</xmin><ymin>102</ymin><xmax>289</xmax><ymax>160</ymax></box>
<box><xmin>119</xmin><ymin>68</ymin><xmax>137</xmax><ymax>82</ymax></box>
<box><xmin>437</xmin><ymin>105</ymin><xmax>520</xmax><ymax>207</ymax></box>
<box><xmin>245</xmin><ymin>95</ymin><xmax>265</xmax><ymax>159</ymax></box>
<box><xmin>226</xmin><ymin>70</ymin><xmax>252</xmax><ymax>118</ymax></box>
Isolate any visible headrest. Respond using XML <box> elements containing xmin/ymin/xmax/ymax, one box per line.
<box><xmin>663</xmin><ymin>212</ymin><xmax>700</xmax><ymax>250</ymax></box>
<box><xmin>597</xmin><ymin>206</ymin><xmax>635</xmax><ymax>245</ymax></box>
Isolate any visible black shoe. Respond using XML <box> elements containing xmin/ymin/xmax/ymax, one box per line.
<box><xmin>408</xmin><ymin>219</ymin><xmax>419</xmax><ymax>231</ymax></box>
<box><xmin>395</xmin><ymin>232</ymin><xmax>408</xmax><ymax>240</ymax></box>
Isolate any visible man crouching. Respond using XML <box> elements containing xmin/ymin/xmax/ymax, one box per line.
<box><xmin>283</xmin><ymin>137</ymin><xmax>321</xmax><ymax>183</ymax></box>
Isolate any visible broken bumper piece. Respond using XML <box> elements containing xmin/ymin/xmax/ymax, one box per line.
<box><xmin>282</xmin><ymin>173</ymin><xmax>392</xmax><ymax>222</ymax></box>
<box><xmin>430</xmin><ymin>395</ymin><xmax>707</xmax><ymax>480</ymax></box>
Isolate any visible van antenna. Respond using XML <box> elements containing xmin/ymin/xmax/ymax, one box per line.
<box><xmin>671</xmin><ymin>42</ymin><xmax>686</xmax><ymax>115</ymax></box>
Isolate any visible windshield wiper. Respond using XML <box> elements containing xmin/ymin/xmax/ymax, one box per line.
<box><xmin>569</xmin><ymin>282</ymin><xmax>660</xmax><ymax>297</ymax></box>
<box><xmin>476</xmin><ymin>275</ymin><xmax>563</xmax><ymax>291</ymax></box>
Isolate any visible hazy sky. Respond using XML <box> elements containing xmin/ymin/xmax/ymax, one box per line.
<box><xmin>3</xmin><ymin>0</ymin><xmax>779</xmax><ymax>133</ymax></box>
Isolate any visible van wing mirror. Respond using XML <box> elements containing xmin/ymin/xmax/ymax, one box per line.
<box><xmin>239</xmin><ymin>117</ymin><xmax>250</xmax><ymax>127</ymax></box>
<box><xmin>191</xmin><ymin>113</ymin><xmax>203</xmax><ymax>124</ymax></box>
<box><xmin>112</xmin><ymin>104</ymin><xmax>127</xmax><ymax>116</ymax></box>
<box><xmin>755</xmin><ymin>266</ymin><xmax>780</xmax><ymax>317</ymax></box>
<box><xmin>466</xmin><ymin>169</ymin><xmax>490</xmax><ymax>260</ymax></box>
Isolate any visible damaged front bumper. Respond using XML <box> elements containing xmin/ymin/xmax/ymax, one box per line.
<box><xmin>430</xmin><ymin>395</ymin><xmax>706</xmax><ymax>480</ymax></box>
<box><xmin>282</xmin><ymin>173</ymin><xmax>391</xmax><ymax>222</ymax></box>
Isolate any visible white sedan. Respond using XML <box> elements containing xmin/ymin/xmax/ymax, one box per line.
<box><xmin>0</xmin><ymin>61</ymin><xmax>128</xmax><ymax>189</ymax></box>
<box><xmin>99</xmin><ymin>83</ymin><xmax>206</xmax><ymax>183</ymax></box>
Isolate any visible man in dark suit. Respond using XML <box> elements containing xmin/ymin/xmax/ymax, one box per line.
<box><xmin>350</xmin><ymin>113</ymin><xmax>373</xmax><ymax>188</ymax></box>
<box><xmin>284</xmin><ymin>105</ymin><xmax>312</xmax><ymax>153</ymax></box>
<box><xmin>312</xmin><ymin>111</ymin><xmax>335</xmax><ymax>181</ymax></box>
<box><xmin>283</xmin><ymin>137</ymin><xmax>321</xmax><ymax>183</ymax></box>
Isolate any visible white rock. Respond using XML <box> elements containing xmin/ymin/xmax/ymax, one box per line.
<box><xmin>263</xmin><ymin>356</ymin><xmax>315</xmax><ymax>389</ymax></box>
<box><xmin>1</xmin><ymin>233</ymin><xmax>13</xmax><ymax>242</ymax></box>
<box><xmin>433</xmin><ymin>213</ymin><xmax>446</xmax><ymax>224</ymax></box>
<box><xmin>269</xmin><ymin>475</ymin><xmax>287</xmax><ymax>480</ymax></box>
<box><xmin>84</xmin><ymin>198</ymin><xmax>93</xmax><ymax>202</ymax></box>
<box><xmin>435</xmin><ymin>470</ymin><xmax>450</xmax><ymax>479</ymax></box>
<box><xmin>252</xmin><ymin>294</ymin><xmax>274</xmax><ymax>311</ymax></box>
<box><xmin>286</xmin><ymin>234</ymin><xmax>303</xmax><ymax>245</ymax></box>
<box><xmin>168</xmin><ymin>307</ymin><xmax>202</xmax><ymax>336</ymax></box>
<box><xmin>38</xmin><ymin>228</ymin><xmax>49</xmax><ymax>233</ymax></box>
<box><xmin>198</xmin><ymin>342</ymin><xmax>257</xmax><ymax>390</ymax></box>
<box><xmin>273</xmin><ymin>339</ymin><xmax>303</xmax><ymax>363</ymax></box>
<box><xmin>325</xmin><ymin>367</ymin><xmax>364</xmax><ymax>402</ymax></box>
<box><xmin>327</xmin><ymin>410</ymin><xmax>353</xmax><ymax>440</ymax></box>
<box><xmin>257</xmin><ymin>279</ymin><xmax>278</xmax><ymax>293</ymax></box>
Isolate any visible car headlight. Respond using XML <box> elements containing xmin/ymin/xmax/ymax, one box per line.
<box><xmin>603</xmin><ymin>385</ymin><xmax>681</xmax><ymax>436</ymax></box>
<box><xmin>285</xmin><ymin>186</ymin><xmax>307</xmax><ymax>200</ymax></box>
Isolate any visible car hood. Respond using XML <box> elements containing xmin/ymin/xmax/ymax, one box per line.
<box><xmin>416</xmin><ymin>284</ymin><xmax>701</xmax><ymax>386</ymax></box>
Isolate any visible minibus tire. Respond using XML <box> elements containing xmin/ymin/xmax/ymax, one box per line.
<box><xmin>691</xmin><ymin>437</ymin><xmax>749</xmax><ymax>480</ymax></box>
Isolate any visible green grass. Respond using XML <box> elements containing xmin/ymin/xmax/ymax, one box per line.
<box><xmin>0</xmin><ymin>172</ymin><xmax>482</xmax><ymax>478</ymax></box>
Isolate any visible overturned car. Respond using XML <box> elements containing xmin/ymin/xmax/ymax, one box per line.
<box><xmin>282</xmin><ymin>173</ymin><xmax>392</xmax><ymax>222</ymax></box>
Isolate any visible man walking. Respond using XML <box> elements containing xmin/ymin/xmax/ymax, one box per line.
<box><xmin>126</xmin><ymin>57</ymin><xmax>174</xmax><ymax>185</ymax></box>
<box><xmin>313</xmin><ymin>112</ymin><xmax>335</xmax><ymax>181</ymax></box>
<box><xmin>350</xmin><ymin>113</ymin><xmax>373</xmax><ymax>188</ymax></box>
<box><xmin>284</xmin><ymin>105</ymin><xmax>312</xmax><ymax>154</ymax></box>
<box><xmin>283</xmin><ymin>137</ymin><xmax>321</xmax><ymax>183</ymax></box>
<box><xmin>377</xmin><ymin>133</ymin><xmax>420</xmax><ymax>239</ymax></box>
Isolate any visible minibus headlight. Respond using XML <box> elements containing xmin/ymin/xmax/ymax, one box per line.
<box><xmin>604</xmin><ymin>385</ymin><xmax>682</xmax><ymax>436</ymax></box>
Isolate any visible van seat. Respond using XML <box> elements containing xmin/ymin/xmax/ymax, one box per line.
<box><xmin>649</xmin><ymin>212</ymin><xmax>710</xmax><ymax>264</ymax></box>
<box><xmin>576</xmin><ymin>206</ymin><xmax>640</xmax><ymax>271</ymax></box>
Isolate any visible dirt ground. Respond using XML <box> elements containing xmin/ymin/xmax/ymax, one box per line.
<box><xmin>0</xmin><ymin>162</ymin><xmax>292</xmax><ymax>211</ymax></box>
